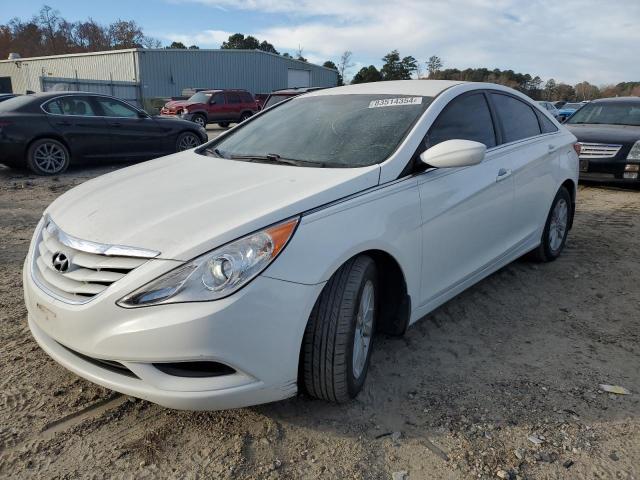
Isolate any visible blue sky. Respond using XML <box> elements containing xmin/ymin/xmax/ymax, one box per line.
<box><xmin>2</xmin><ymin>0</ymin><xmax>639</xmax><ymax>85</ymax></box>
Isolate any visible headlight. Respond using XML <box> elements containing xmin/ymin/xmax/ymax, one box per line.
<box><xmin>118</xmin><ymin>217</ymin><xmax>299</xmax><ymax>307</ymax></box>
<box><xmin>627</xmin><ymin>140</ymin><xmax>640</xmax><ymax>161</ymax></box>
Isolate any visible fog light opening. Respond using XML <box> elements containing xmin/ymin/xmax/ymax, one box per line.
<box><xmin>153</xmin><ymin>361</ymin><xmax>236</xmax><ymax>378</ymax></box>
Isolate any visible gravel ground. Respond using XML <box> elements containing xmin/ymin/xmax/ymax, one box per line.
<box><xmin>0</xmin><ymin>156</ymin><xmax>638</xmax><ymax>479</ymax></box>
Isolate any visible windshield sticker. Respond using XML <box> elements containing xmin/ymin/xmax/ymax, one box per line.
<box><xmin>368</xmin><ymin>97</ymin><xmax>423</xmax><ymax>108</ymax></box>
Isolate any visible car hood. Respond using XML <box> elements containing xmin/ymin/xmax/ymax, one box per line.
<box><xmin>45</xmin><ymin>152</ymin><xmax>380</xmax><ymax>260</ymax></box>
<box><xmin>566</xmin><ymin>124</ymin><xmax>640</xmax><ymax>144</ymax></box>
<box><xmin>164</xmin><ymin>100</ymin><xmax>203</xmax><ymax>108</ymax></box>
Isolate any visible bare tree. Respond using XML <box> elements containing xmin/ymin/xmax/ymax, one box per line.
<box><xmin>338</xmin><ymin>50</ymin><xmax>354</xmax><ymax>83</ymax></box>
<box><xmin>426</xmin><ymin>55</ymin><xmax>443</xmax><ymax>78</ymax></box>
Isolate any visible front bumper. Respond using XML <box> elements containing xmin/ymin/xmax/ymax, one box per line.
<box><xmin>579</xmin><ymin>158</ymin><xmax>639</xmax><ymax>183</ymax></box>
<box><xmin>24</xmin><ymin>255</ymin><xmax>324</xmax><ymax>410</ymax></box>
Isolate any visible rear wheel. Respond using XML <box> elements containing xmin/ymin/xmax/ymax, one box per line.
<box><xmin>192</xmin><ymin>114</ymin><xmax>206</xmax><ymax>128</ymax></box>
<box><xmin>239</xmin><ymin>112</ymin><xmax>252</xmax><ymax>122</ymax></box>
<box><xmin>302</xmin><ymin>255</ymin><xmax>377</xmax><ymax>403</ymax></box>
<box><xmin>531</xmin><ymin>186</ymin><xmax>571</xmax><ymax>262</ymax></box>
<box><xmin>176</xmin><ymin>131</ymin><xmax>202</xmax><ymax>151</ymax></box>
<box><xmin>27</xmin><ymin>138</ymin><xmax>70</xmax><ymax>175</ymax></box>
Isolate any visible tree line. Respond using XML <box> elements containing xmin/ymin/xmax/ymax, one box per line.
<box><xmin>2</xmin><ymin>6</ymin><xmax>638</xmax><ymax>100</ymax></box>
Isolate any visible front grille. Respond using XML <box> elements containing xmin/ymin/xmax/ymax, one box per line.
<box><xmin>32</xmin><ymin>217</ymin><xmax>158</xmax><ymax>304</ymax></box>
<box><xmin>578</xmin><ymin>142</ymin><xmax>622</xmax><ymax>159</ymax></box>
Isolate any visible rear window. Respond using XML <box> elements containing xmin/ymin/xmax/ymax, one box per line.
<box><xmin>264</xmin><ymin>94</ymin><xmax>292</xmax><ymax>109</ymax></box>
<box><xmin>536</xmin><ymin>110</ymin><xmax>559</xmax><ymax>133</ymax></box>
<box><xmin>491</xmin><ymin>93</ymin><xmax>541</xmax><ymax>143</ymax></box>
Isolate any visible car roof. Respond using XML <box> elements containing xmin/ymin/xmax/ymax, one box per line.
<box><xmin>306</xmin><ymin>80</ymin><xmax>466</xmax><ymax>97</ymax></box>
<box><xmin>271</xmin><ymin>87</ymin><xmax>325</xmax><ymax>94</ymax></box>
<box><xmin>591</xmin><ymin>96</ymin><xmax>640</xmax><ymax>104</ymax></box>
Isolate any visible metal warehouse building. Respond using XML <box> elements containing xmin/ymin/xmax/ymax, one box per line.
<box><xmin>0</xmin><ymin>48</ymin><xmax>338</xmax><ymax>112</ymax></box>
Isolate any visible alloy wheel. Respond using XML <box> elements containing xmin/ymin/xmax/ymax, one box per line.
<box><xmin>352</xmin><ymin>280</ymin><xmax>375</xmax><ymax>378</ymax></box>
<box><xmin>178</xmin><ymin>134</ymin><xmax>200</xmax><ymax>151</ymax></box>
<box><xmin>33</xmin><ymin>142</ymin><xmax>67</xmax><ymax>174</ymax></box>
<box><xmin>549</xmin><ymin>198</ymin><xmax>568</xmax><ymax>253</ymax></box>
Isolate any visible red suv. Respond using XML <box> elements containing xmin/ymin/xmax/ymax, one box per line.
<box><xmin>160</xmin><ymin>89</ymin><xmax>258</xmax><ymax>128</ymax></box>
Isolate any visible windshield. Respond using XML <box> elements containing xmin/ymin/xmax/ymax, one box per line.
<box><xmin>264</xmin><ymin>94</ymin><xmax>292</xmax><ymax>109</ymax></box>
<box><xmin>567</xmin><ymin>102</ymin><xmax>640</xmax><ymax>126</ymax></box>
<box><xmin>563</xmin><ymin>103</ymin><xmax>582</xmax><ymax>110</ymax></box>
<box><xmin>0</xmin><ymin>95</ymin><xmax>33</xmax><ymax>112</ymax></box>
<box><xmin>202</xmin><ymin>94</ymin><xmax>432</xmax><ymax>168</ymax></box>
<box><xmin>188</xmin><ymin>92</ymin><xmax>212</xmax><ymax>103</ymax></box>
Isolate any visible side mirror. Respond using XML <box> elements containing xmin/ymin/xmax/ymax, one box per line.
<box><xmin>420</xmin><ymin>139</ymin><xmax>486</xmax><ymax>168</ymax></box>
<box><xmin>137</xmin><ymin>111</ymin><xmax>150</xmax><ymax>119</ymax></box>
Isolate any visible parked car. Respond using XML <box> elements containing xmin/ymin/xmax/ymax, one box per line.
<box><xmin>557</xmin><ymin>102</ymin><xmax>583</xmax><ymax>122</ymax></box>
<box><xmin>262</xmin><ymin>87</ymin><xmax>326</xmax><ymax>109</ymax></box>
<box><xmin>565</xmin><ymin>96</ymin><xmax>640</xmax><ymax>183</ymax></box>
<box><xmin>254</xmin><ymin>93</ymin><xmax>269</xmax><ymax>110</ymax></box>
<box><xmin>160</xmin><ymin>89</ymin><xmax>258</xmax><ymax>128</ymax></box>
<box><xmin>0</xmin><ymin>94</ymin><xmax>17</xmax><ymax>103</ymax></box>
<box><xmin>553</xmin><ymin>101</ymin><xmax>567</xmax><ymax>109</ymax></box>
<box><xmin>24</xmin><ymin>80</ymin><xmax>578</xmax><ymax>410</ymax></box>
<box><xmin>0</xmin><ymin>92</ymin><xmax>208</xmax><ymax>175</ymax></box>
<box><xmin>538</xmin><ymin>101</ymin><xmax>560</xmax><ymax>118</ymax></box>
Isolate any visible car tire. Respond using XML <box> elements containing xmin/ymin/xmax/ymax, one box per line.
<box><xmin>302</xmin><ymin>255</ymin><xmax>378</xmax><ymax>403</ymax></box>
<box><xmin>192</xmin><ymin>114</ymin><xmax>207</xmax><ymax>128</ymax></box>
<box><xmin>176</xmin><ymin>131</ymin><xmax>202</xmax><ymax>152</ymax></box>
<box><xmin>27</xmin><ymin>138</ymin><xmax>70</xmax><ymax>176</ymax></box>
<box><xmin>218</xmin><ymin>122</ymin><xmax>230</xmax><ymax>128</ymax></box>
<box><xmin>239</xmin><ymin>112</ymin><xmax>252</xmax><ymax>122</ymax></box>
<box><xmin>531</xmin><ymin>186</ymin><xmax>571</xmax><ymax>262</ymax></box>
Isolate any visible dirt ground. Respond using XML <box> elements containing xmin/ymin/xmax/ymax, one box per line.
<box><xmin>0</xmin><ymin>159</ymin><xmax>638</xmax><ymax>480</ymax></box>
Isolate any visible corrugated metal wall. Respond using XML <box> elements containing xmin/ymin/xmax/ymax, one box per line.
<box><xmin>136</xmin><ymin>49</ymin><xmax>338</xmax><ymax>97</ymax></box>
<box><xmin>0</xmin><ymin>50</ymin><xmax>138</xmax><ymax>94</ymax></box>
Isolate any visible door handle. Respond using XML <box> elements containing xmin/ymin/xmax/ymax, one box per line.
<box><xmin>55</xmin><ymin>120</ymin><xmax>71</xmax><ymax>126</ymax></box>
<box><xmin>496</xmin><ymin>168</ymin><xmax>512</xmax><ymax>182</ymax></box>
<box><xmin>109</xmin><ymin>122</ymin><xmax>122</xmax><ymax>127</ymax></box>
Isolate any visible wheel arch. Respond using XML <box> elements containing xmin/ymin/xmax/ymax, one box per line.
<box><xmin>26</xmin><ymin>134</ymin><xmax>73</xmax><ymax>162</ymax></box>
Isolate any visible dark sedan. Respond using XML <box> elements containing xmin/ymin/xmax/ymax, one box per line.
<box><xmin>565</xmin><ymin>97</ymin><xmax>640</xmax><ymax>184</ymax></box>
<box><xmin>0</xmin><ymin>92</ymin><xmax>208</xmax><ymax>175</ymax></box>
<box><xmin>0</xmin><ymin>94</ymin><xmax>18</xmax><ymax>103</ymax></box>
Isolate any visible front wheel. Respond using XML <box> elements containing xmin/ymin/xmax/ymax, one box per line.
<box><xmin>192</xmin><ymin>114</ymin><xmax>207</xmax><ymax>128</ymax></box>
<box><xmin>176</xmin><ymin>131</ymin><xmax>202</xmax><ymax>151</ymax></box>
<box><xmin>531</xmin><ymin>186</ymin><xmax>571</xmax><ymax>262</ymax></box>
<box><xmin>27</xmin><ymin>138</ymin><xmax>70</xmax><ymax>175</ymax></box>
<box><xmin>302</xmin><ymin>255</ymin><xmax>378</xmax><ymax>403</ymax></box>
<box><xmin>217</xmin><ymin>122</ymin><xmax>230</xmax><ymax>128</ymax></box>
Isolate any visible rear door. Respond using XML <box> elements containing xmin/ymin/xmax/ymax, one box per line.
<box><xmin>488</xmin><ymin>92</ymin><xmax>557</xmax><ymax>245</ymax></box>
<box><xmin>44</xmin><ymin>95</ymin><xmax>112</xmax><ymax>160</ymax></box>
<box><xmin>417</xmin><ymin>91</ymin><xmax>515</xmax><ymax>308</ymax></box>
<box><xmin>92</xmin><ymin>96</ymin><xmax>169</xmax><ymax>159</ymax></box>
<box><xmin>224</xmin><ymin>92</ymin><xmax>243</xmax><ymax>121</ymax></box>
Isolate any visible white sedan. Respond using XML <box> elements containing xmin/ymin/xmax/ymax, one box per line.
<box><xmin>24</xmin><ymin>80</ymin><xmax>579</xmax><ymax>410</ymax></box>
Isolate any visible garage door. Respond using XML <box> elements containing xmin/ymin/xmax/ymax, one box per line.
<box><xmin>287</xmin><ymin>69</ymin><xmax>311</xmax><ymax>88</ymax></box>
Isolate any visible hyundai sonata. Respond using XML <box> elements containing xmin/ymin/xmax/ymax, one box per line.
<box><xmin>24</xmin><ymin>80</ymin><xmax>579</xmax><ymax>410</ymax></box>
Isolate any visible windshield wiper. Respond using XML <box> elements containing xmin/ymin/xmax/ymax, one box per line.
<box><xmin>228</xmin><ymin>153</ymin><xmax>334</xmax><ymax>167</ymax></box>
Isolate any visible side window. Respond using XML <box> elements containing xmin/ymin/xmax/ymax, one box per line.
<box><xmin>94</xmin><ymin>97</ymin><xmax>140</xmax><ymax>118</ymax></box>
<box><xmin>226</xmin><ymin>93</ymin><xmax>241</xmax><ymax>104</ymax></box>
<box><xmin>490</xmin><ymin>93</ymin><xmax>541</xmax><ymax>143</ymax></box>
<box><xmin>536</xmin><ymin>110</ymin><xmax>559</xmax><ymax>133</ymax></box>
<box><xmin>43</xmin><ymin>96</ymin><xmax>96</xmax><ymax>116</ymax></box>
<box><xmin>426</xmin><ymin>93</ymin><xmax>496</xmax><ymax>148</ymax></box>
<box><xmin>211</xmin><ymin>93</ymin><xmax>225</xmax><ymax>105</ymax></box>
<box><xmin>241</xmin><ymin>92</ymin><xmax>254</xmax><ymax>103</ymax></box>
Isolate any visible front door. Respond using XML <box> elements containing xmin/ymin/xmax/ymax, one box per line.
<box><xmin>92</xmin><ymin>96</ymin><xmax>169</xmax><ymax>159</ymax></box>
<box><xmin>416</xmin><ymin>92</ymin><xmax>515</xmax><ymax>308</ymax></box>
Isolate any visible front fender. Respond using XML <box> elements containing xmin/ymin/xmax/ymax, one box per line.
<box><xmin>263</xmin><ymin>177</ymin><xmax>422</xmax><ymax>304</ymax></box>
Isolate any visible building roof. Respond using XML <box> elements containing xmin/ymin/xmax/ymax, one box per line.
<box><xmin>0</xmin><ymin>48</ymin><xmax>337</xmax><ymax>72</ymax></box>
